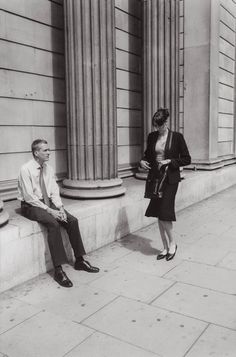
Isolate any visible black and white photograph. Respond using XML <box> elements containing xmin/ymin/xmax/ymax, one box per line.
<box><xmin>0</xmin><ymin>0</ymin><xmax>236</xmax><ymax>356</ymax></box>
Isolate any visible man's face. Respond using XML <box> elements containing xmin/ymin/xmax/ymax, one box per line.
<box><xmin>34</xmin><ymin>143</ymin><xmax>50</xmax><ymax>163</ymax></box>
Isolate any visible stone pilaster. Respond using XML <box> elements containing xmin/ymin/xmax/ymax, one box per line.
<box><xmin>136</xmin><ymin>0</ymin><xmax>180</xmax><ymax>179</ymax></box>
<box><xmin>0</xmin><ymin>200</ymin><xmax>9</xmax><ymax>227</ymax></box>
<box><xmin>61</xmin><ymin>0</ymin><xmax>125</xmax><ymax>198</ymax></box>
<box><xmin>184</xmin><ymin>0</ymin><xmax>221</xmax><ymax>169</ymax></box>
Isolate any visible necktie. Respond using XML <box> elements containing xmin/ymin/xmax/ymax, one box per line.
<box><xmin>39</xmin><ymin>166</ymin><xmax>50</xmax><ymax>206</ymax></box>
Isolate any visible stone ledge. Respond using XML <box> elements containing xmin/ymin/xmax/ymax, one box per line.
<box><xmin>1</xmin><ymin>165</ymin><xmax>236</xmax><ymax>292</ymax></box>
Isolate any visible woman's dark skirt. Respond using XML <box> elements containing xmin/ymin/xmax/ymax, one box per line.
<box><xmin>145</xmin><ymin>182</ymin><xmax>179</xmax><ymax>221</ymax></box>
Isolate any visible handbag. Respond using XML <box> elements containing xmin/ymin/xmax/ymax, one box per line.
<box><xmin>144</xmin><ymin>165</ymin><xmax>168</xmax><ymax>199</ymax></box>
<box><xmin>144</xmin><ymin>131</ymin><xmax>173</xmax><ymax>199</ymax></box>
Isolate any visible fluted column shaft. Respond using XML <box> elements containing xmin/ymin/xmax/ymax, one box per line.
<box><xmin>62</xmin><ymin>0</ymin><xmax>125</xmax><ymax>198</ymax></box>
<box><xmin>136</xmin><ymin>0</ymin><xmax>180</xmax><ymax>179</ymax></box>
<box><xmin>143</xmin><ymin>0</ymin><xmax>179</xmax><ymax>137</ymax></box>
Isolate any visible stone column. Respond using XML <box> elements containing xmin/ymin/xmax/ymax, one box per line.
<box><xmin>184</xmin><ymin>0</ymin><xmax>221</xmax><ymax>169</ymax></box>
<box><xmin>61</xmin><ymin>0</ymin><xmax>125</xmax><ymax>198</ymax></box>
<box><xmin>136</xmin><ymin>0</ymin><xmax>180</xmax><ymax>179</ymax></box>
<box><xmin>0</xmin><ymin>200</ymin><xmax>9</xmax><ymax>227</ymax></box>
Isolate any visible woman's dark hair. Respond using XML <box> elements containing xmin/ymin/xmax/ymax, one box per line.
<box><xmin>152</xmin><ymin>108</ymin><xmax>169</xmax><ymax>127</ymax></box>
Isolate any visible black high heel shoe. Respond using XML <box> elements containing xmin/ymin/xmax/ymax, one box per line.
<box><xmin>156</xmin><ymin>251</ymin><xmax>167</xmax><ymax>260</ymax></box>
<box><xmin>166</xmin><ymin>245</ymin><xmax>177</xmax><ymax>261</ymax></box>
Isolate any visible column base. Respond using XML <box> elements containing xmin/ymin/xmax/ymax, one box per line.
<box><xmin>188</xmin><ymin>157</ymin><xmax>236</xmax><ymax>171</ymax></box>
<box><xmin>0</xmin><ymin>200</ymin><xmax>9</xmax><ymax>227</ymax></box>
<box><xmin>61</xmin><ymin>178</ymin><xmax>126</xmax><ymax>199</ymax></box>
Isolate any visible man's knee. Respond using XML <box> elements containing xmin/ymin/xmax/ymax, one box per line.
<box><xmin>66</xmin><ymin>212</ymin><xmax>78</xmax><ymax>224</ymax></box>
<box><xmin>48</xmin><ymin>219</ymin><xmax>60</xmax><ymax>229</ymax></box>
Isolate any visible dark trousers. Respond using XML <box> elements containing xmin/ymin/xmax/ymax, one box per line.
<box><xmin>21</xmin><ymin>201</ymin><xmax>86</xmax><ymax>267</ymax></box>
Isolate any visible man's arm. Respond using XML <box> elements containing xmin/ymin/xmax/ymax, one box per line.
<box><xmin>50</xmin><ymin>170</ymin><xmax>63</xmax><ymax>209</ymax></box>
<box><xmin>18</xmin><ymin>167</ymin><xmax>48</xmax><ymax>210</ymax></box>
<box><xmin>49</xmin><ymin>169</ymin><xmax>67</xmax><ymax>221</ymax></box>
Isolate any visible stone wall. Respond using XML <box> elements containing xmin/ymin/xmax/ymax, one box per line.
<box><xmin>0</xmin><ymin>0</ymin><xmax>67</xmax><ymax>200</ymax></box>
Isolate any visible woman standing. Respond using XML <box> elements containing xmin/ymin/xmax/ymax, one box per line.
<box><xmin>140</xmin><ymin>108</ymin><xmax>191</xmax><ymax>261</ymax></box>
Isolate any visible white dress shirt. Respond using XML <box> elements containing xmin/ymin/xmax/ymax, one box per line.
<box><xmin>18</xmin><ymin>159</ymin><xmax>63</xmax><ymax>210</ymax></box>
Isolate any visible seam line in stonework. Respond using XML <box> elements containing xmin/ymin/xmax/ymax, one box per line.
<box><xmin>0</xmin><ymin>38</ymin><xmax>64</xmax><ymax>56</ymax></box>
<box><xmin>0</xmin><ymin>67</ymin><xmax>65</xmax><ymax>80</ymax></box>
<box><xmin>0</xmin><ymin>8</ymin><xmax>64</xmax><ymax>31</ymax></box>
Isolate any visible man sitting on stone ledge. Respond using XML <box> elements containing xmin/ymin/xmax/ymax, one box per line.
<box><xmin>18</xmin><ymin>139</ymin><xmax>99</xmax><ymax>288</ymax></box>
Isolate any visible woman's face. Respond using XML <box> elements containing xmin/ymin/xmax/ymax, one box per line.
<box><xmin>154</xmin><ymin>121</ymin><xmax>167</xmax><ymax>134</ymax></box>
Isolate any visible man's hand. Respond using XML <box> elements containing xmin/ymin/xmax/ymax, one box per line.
<box><xmin>59</xmin><ymin>206</ymin><xmax>67</xmax><ymax>222</ymax></box>
<box><xmin>140</xmin><ymin>160</ymin><xmax>151</xmax><ymax>170</ymax></box>
<box><xmin>47</xmin><ymin>207</ymin><xmax>67</xmax><ymax>222</ymax></box>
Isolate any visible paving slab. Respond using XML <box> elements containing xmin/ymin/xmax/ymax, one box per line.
<box><xmin>107</xmin><ymin>249</ymin><xmax>183</xmax><ymax>277</ymax></box>
<box><xmin>0</xmin><ymin>310</ymin><xmax>93</xmax><ymax>357</ymax></box>
<box><xmin>152</xmin><ymin>282</ymin><xmax>236</xmax><ymax>329</ymax></box>
<box><xmin>181</xmin><ymin>234</ymin><xmax>230</xmax><ymax>265</ymax></box>
<box><xmin>218</xmin><ymin>252</ymin><xmax>236</xmax><ymax>270</ymax></box>
<box><xmin>0</xmin><ymin>293</ymin><xmax>42</xmax><ymax>335</ymax></box>
<box><xmin>3</xmin><ymin>274</ymin><xmax>117</xmax><ymax>323</ymax></box>
<box><xmin>66</xmin><ymin>332</ymin><xmax>160</xmax><ymax>357</ymax></box>
<box><xmin>85</xmin><ymin>240</ymin><xmax>133</xmax><ymax>268</ymax></box>
<box><xmin>174</xmin><ymin>219</ymin><xmax>231</xmax><ymax>245</ymax></box>
<box><xmin>217</xmin><ymin>227</ymin><xmax>236</xmax><ymax>250</ymax></box>
<box><xmin>84</xmin><ymin>296</ymin><xmax>207</xmax><ymax>357</ymax></box>
<box><xmin>164</xmin><ymin>260</ymin><xmax>236</xmax><ymax>294</ymax></box>
<box><xmin>88</xmin><ymin>265</ymin><xmax>174</xmax><ymax>303</ymax></box>
<box><xmin>185</xmin><ymin>324</ymin><xmax>236</xmax><ymax>357</ymax></box>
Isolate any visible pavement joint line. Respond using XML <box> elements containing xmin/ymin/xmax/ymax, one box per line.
<box><xmin>148</xmin><ymin>281</ymin><xmax>178</xmax><ymax>305</ymax></box>
<box><xmin>182</xmin><ymin>323</ymin><xmax>210</xmax><ymax>357</ymax></box>
<box><xmin>77</xmin><ymin>324</ymin><xmax>163</xmax><ymax>357</ymax></box>
<box><xmin>150</xmin><ymin>303</ymin><xmax>235</xmax><ymax>330</ymax></box>
<box><xmin>166</xmin><ymin>279</ymin><xmax>236</xmax><ymax>297</ymax></box>
<box><xmin>161</xmin><ymin>260</ymin><xmax>185</xmax><ymax>278</ymax></box>
<box><xmin>78</xmin><ymin>295</ymin><xmax>121</xmax><ymax>325</ymax></box>
<box><xmin>177</xmin><ymin>257</ymin><xmax>235</xmax><ymax>271</ymax></box>
<box><xmin>87</xmin><ymin>260</ymin><xmax>177</xmax><ymax>281</ymax></box>
<box><xmin>0</xmin><ymin>309</ymin><xmax>43</xmax><ymax>336</ymax></box>
<box><xmin>207</xmin><ymin>322</ymin><xmax>236</xmax><ymax>333</ymax></box>
<box><xmin>62</xmin><ymin>330</ymin><xmax>96</xmax><ymax>357</ymax></box>
<box><xmin>181</xmin><ymin>257</ymin><xmax>227</xmax><ymax>268</ymax></box>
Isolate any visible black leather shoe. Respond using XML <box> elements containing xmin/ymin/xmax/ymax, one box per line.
<box><xmin>166</xmin><ymin>245</ymin><xmax>178</xmax><ymax>261</ymax></box>
<box><xmin>156</xmin><ymin>251</ymin><xmax>167</xmax><ymax>260</ymax></box>
<box><xmin>74</xmin><ymin>260</ymin><xmax>99</xmax><ymax>273</ymax></box>
<box><xmin>54</xmin><ymin>268</ymin><xmax>73</xmax><ymax>288</ymax></box>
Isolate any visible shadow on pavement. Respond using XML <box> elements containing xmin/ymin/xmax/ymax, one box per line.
<box><xmin>119</xmin><ymin>234</ymin><xmax>159</xmax><ymax>256</ymax></box>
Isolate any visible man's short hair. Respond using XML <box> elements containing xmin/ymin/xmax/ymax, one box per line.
<box><xmin>31</xmin><ymin>139</ymin><xmax>48</xmax><ymax>157</ymax></box>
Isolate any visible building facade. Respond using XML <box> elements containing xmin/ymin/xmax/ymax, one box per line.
<box><xmin>0</xmin><ymin>0</ymin><xmax>236</xmax><ymax>224</ymax></box>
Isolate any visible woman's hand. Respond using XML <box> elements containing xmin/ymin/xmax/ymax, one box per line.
<box><xmin>140</xmin><ymin>160</ymin><xmax>151</xmax><ymax>170</ymax></box>
<box><xmin>158</xmin><ymin>159</ymin><xmax>171</xmax><ymax>169</ymax></box>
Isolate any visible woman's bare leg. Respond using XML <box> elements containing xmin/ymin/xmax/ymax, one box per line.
<box><xmin>158</xmin><ymin>219</ymin><xmax>168</xmax><ymax>253</ymax></box>
<box><xmin>159</xmin><ymin>220</ymin><xmax>176</xmax><ymax>254</ymax></box>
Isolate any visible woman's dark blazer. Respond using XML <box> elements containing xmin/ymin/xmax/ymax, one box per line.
<box><xmin>142</xmin><ymin>130</ymin><xmax>191</xmax><ymax>184</ymax></box>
